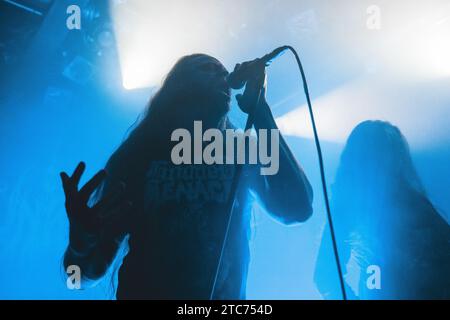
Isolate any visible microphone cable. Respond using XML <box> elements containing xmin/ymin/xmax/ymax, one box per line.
<box><xmin>284</xmin><ymin>45</ymin><xmax>347</xmax><ymax>300</ymax></box>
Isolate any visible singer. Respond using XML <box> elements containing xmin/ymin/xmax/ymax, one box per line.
<box><xmin>60</xmin><ymin>53</ymin><xmax>313</xmax><ymax>299</ymax></box>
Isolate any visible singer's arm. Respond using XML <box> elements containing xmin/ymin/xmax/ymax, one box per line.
<box><xmin>250</xmin><ymin>98</ymin><xmax>313</xmax><ymax>224</ymax></box>
<box><xmin>233</xmin><ymin>63</ymin><xmax>313</xmax><ymax>224</ymax></box>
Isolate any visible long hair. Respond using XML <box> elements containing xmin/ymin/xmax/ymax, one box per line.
<box><xmin>334</xmin><ymin>120</ymin><xmax>424</xmax><ymax>197</ymax></box>
<box><xmin>91</xmin><ymin>53</ymin><xmax>231</xmax><ymax>297</ymax></box>
<box><xmin>331</xmin><ymin>120</ymin><xmax>428</xmax><ymax>231</ymax></box>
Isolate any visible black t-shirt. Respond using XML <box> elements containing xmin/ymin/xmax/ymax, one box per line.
<box><xmin>116</xmin><ymin>157</ymin><xmax>260</xmax><ymax>299</ymax></box>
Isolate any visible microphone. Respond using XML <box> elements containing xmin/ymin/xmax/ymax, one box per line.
<box><xmin>226</xmin><ymin>46</ymin><xmax>289</xmax><ymax>89</ymax></box>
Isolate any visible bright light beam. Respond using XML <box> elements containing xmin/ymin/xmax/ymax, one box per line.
<box><xmin>276</xmin><ymin>76</ymin><xmax>450</xmax><ymax>150</ymax></box>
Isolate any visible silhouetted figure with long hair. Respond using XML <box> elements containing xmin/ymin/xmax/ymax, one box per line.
<box><xmin>314</xmin><ymin>120</ymin><xmax>450</xmax><ymax>299</ymax></box>
<box><xmin>60</xmin><ymin>54</ymin><xmax>313</xmax><ymax>299</ymax></box>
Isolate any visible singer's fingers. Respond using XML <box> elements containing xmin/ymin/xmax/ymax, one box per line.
<box><xmin>71</xmin><ymin>161</ymin><xmax>86</xmax><ymax>188</ymax></box>
<box><xmin>247</xmin><ymin>66</ymin><xmax>266</xmax><ymax>91</ymax></box>
<box><xmin>79</xmin><ymin>169</ymin><xmax>107</xmax><ymax>200</ymax></box>
<box><xmin>60</xmin><ymin>172</ymin><xmax>71</xmax><ymax>195</ymax></box>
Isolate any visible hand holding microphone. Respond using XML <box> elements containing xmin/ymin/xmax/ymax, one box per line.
<box><xmin>233</xmin><ymin>60</ymin><xmax>267</xmax><ymax>115</ymax></box>
<box><xmin>226</xmin><ymin>46</ymin><xmax>288</xmax><ymax>114</ymax></box>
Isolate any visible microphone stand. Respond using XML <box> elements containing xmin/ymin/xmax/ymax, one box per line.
<box><xmin>209</xmin><ymin>87</ymin><xmax>263</xmax><ymax>300</ymax></box>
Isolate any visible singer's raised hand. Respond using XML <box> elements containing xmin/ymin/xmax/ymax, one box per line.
<box><xmin>60</xmin><ymin>161</ymin><xmax>132</xmax><ymax>237</ymax></box>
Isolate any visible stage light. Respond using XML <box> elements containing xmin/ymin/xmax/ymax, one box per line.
<box><xmin>387</xmin><ymin>11</ymin><xmax>450</xmax><ymax>79</ymax></box>
<box><xmin>111</xmin><ymin>0</ymin><xmax>238</xmax><ymax>90</ymax></box>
